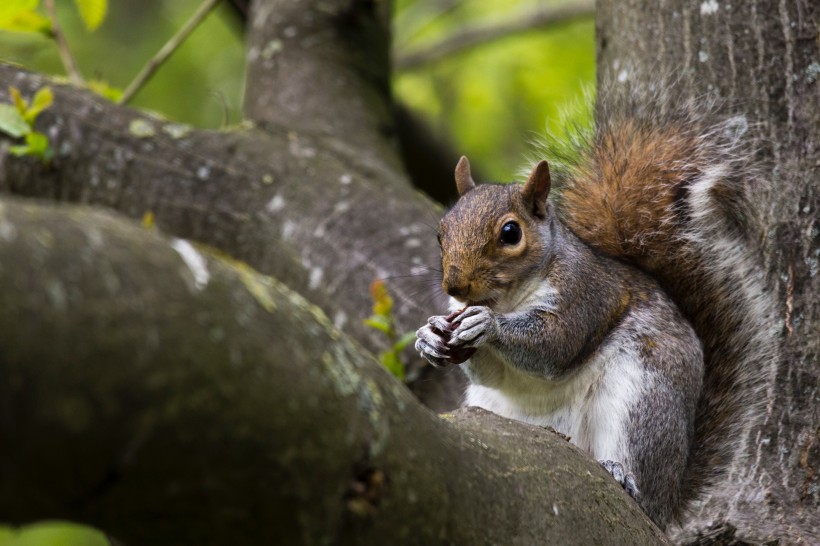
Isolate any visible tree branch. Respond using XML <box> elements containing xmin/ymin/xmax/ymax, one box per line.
<box><xmin>0</xmin><ymin>197</ymin><xmax>668</xmax><ymax>545</ymax></box>
<box><xmin>0</xmin><ymin>62</ymin><xmax>462</xmax><ymax>410</ymax></box>
<box><xmin>394</xmin><ymin>1</ymin><xmax>595</xmax><ymax>71</ymax></box>
<box><xmin>43</xmin><ymin>0</ymin><xmax>84</xmax><ymax>84</ymax></box>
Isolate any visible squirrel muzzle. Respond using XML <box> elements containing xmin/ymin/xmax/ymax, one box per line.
<box><xmin>443</xmin><ymin>266</ymin><xmax>470</xmax><ymax>300</ymax></box>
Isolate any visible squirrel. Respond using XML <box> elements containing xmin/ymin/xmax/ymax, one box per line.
<box><xmin>414</xmin><ymin>85</ymin><xmax>776</xmax><ymax>528</ymax></box>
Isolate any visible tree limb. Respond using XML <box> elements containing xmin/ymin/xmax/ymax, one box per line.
<box><xmin>0</xmin><ymin>197</ymin><xmax>668</xmax><ymax>545</ymax></box>
<box><xmin>0</xmin><ymin>62</ymin><xmax>462</xmax><ymax>410</ymax></box>
<box><xmin>2</xmin><ymin>0</ymin><xmax>465</xmax><ymax>410</ymax></box>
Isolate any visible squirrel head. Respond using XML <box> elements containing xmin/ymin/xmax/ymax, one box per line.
<box><xmin>438</xmin><ymin>157</ymin><xmax>553</xmax><ymax>308</ymax></box>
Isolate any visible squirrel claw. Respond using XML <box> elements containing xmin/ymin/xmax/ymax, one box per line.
<box><xmin>416</xmin><ymin>323</ymin><xmax>453</xmax><ymax>367</ymax></box>
<box><xmin>448</xmin><ymin>306</ymin><xmax>497</xmax><ymax>348</ymax></box>
<box><xmin>427</xmin><ymin>315</ymin><xmax>453</xmax><ymax>333</ymax></box>
<box><xmin>415</xmin><ymin>337</ymin><xmax>449</xmax><ymax>367</ymax></box>
<box><xmin>600</xmin><ymin>460</ymin><xmax>642</xmax><ymax>503</ymax></box>
<box><xmin>416</xmin><ymin>319</ymin><xmax>477</xmax><ymax>365</ymax></box>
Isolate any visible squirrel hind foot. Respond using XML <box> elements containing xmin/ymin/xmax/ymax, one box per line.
<box><xmin>600</xmin><ymin>459</ymin><xmax>642</xmax><ymax>504</ymax></box>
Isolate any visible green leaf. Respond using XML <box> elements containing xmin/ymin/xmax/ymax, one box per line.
<box><xmin>393</xmin><ymin>330</ymin><xmax>417</xmax><ymax>352</ymax></box>
<box><xmin>9</xmin><ymin>132</ymin><xmax>52</xmax><ymax>162</ymax></box>
<box><xmin>0</xmin><ymin>1</ymin><xmax>50</xmax><ymax>34</ymax></box>
<box><xmin>25</xmin><ymin>86</ymin><xmax>53</xmax><ymax>123</ymax></box>
<box><xmin>364</xmin><ymin>316</ymin><xmax>391</xmax><ymax>335</ymax></box>
<box><xmin>6</xmin><ymin>522</ymin><xmax>109</xmax><ymax>546</ymax></box>
<box><xmin>0</xmin><ymin>103</ymin><xmax>29</xmax><ymax>138</ymax></box>
<box><xmin>379</xmin><ymin>351</ymin><xmax>405</xmax><ymax>381</ymax></box>
<box><xmin>24</xmin><ymin>131</ymin><xmax>51</xmax><ymax>159</ymax></box>
<box><xmin>73</xmin><ymin>0</ymin><xmax>107</xmax><ymax>31</ymax></box>
<box><xmin>9</xmin><ymin>145</ymin><xmax>27</xmax><ymax>156</ymax></box>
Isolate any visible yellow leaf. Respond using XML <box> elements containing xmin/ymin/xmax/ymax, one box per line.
<box><xmin>369</xmin><ymin>279</ymin><xmax>393</xmax><ymax>316</ymax></box>
<box><xmin>73</xmin><ymin>0</ymin><xmax>107</xmax><ymax>31</ymax></box>
<box><xmin>0</xmin><ymin>0</ymin><xmax>38</xmax><ymax>15</ymax></box>
<box><xmin>141</xmin><ymin>211</ymin><xmax>155</xmax><ymax>229</ymax></box>
<box><xmin>9</xmin><ymin>87</ymin><xmax>27</xmax><ymax>115</ymax></box>
<box><xmin>0</xmin><ymin>1</ymin><xmax>51</xmax><ymax>34</ymax></box>
<box><xmin>24</xmin><ymin>86</ymin><xmax>53</xmax><ymax>123</ymax></box>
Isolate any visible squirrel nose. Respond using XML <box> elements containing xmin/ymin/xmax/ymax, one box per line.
<box><xmin>443</xmin><ymin>266</ymin><xmax>470</xmax><ymax>299</ymax></box>
<box><xmin>445</xmin><ymin>281</ymin><xmax>470</xmax><ymax>299</ymax></box>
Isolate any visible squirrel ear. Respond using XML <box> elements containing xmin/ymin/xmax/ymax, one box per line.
<box><xmin>455</xmin><ymin>156</ymin><xmax>476</xmax><ymax>196</ymax></box>
<box><xmin>522</xmin><ymin>160</ymin><xmax>551</xmax><ymax>218</ymax></box>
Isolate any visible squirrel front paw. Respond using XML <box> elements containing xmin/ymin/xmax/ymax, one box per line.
<box><xmin>415</xmin><ymin>323</ymin><xmax>451</xmax><ymax>367</ymax></box>
<box><xmin>600</xmin><ymin>460</ymin><xmax>642</xmax><ymax>504</ymax></box>
<box><xmin>448</xmin><ymin>306</ymin><xmax>498</xmax><ymax>349</ymax></box>
<box><xmin>415</xmin><ymin>314</ymin><xmax>478</xmax><ymax>366</ymax></box>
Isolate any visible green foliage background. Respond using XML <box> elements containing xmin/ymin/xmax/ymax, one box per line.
<box><xmin>1</xmin><ymin>0</ymin><xmax>246</xmax><ymax>127</ymax></box>
<box><xmin>0</xmin><ymin>0</ymin><xmax>593</xmax><ymax>543</ymax></box>
<box><xmin>394</xmin><ymin>0</ymin><xmax>594</xmax><ymax>179</ymax></box>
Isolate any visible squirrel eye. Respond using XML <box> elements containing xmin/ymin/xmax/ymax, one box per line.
<box><xmin>500</xmin><ymin>221</ymin><xmax>522</xmax><ymax>245</ymax></box>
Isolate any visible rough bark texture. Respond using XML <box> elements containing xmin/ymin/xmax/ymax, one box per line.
<box><xmin>0</xmin><ymin>0</ymin><xmax>470</xmax><ymax>414</ymax></box>
<box><xmin>596</xmin><ymin>0</ymin><xmax>819</xmax><ymax>543</ymax></box>
<box><xmin>0</xmin><ymin>62</ymin><xmax>463</xmax><ymax>412</ymax></box>
<box><xmin>0</xmin><ymin>198</ymin><xmax>668</xmax><ymax>545</ymax></box>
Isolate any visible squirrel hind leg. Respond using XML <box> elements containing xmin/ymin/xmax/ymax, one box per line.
<box><xmin>600</xmin><ymin>459</ymin><xmax>642</xmax><ymax>505</ymax></box>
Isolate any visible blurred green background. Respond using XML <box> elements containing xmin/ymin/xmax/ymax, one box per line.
<box><xmin>394</xmin><ymin>0</ymin><xmax>594</xmax><ymax>179</ymax></box>
<box><xmin>0</xmin><ymin>0</ymin><xmax>247</xmax><ymax>127</ymax></box>
<box><xmin>1</xmin><ymin>0</ymin><xmax>593</xmax><ymax>179</ymax></box>
<box><xmin>0</xmin><ymin>0</ymin><xmax>592</xmax><ymax>543</ymax></box>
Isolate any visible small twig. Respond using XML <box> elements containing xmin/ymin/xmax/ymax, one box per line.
<box><xmin>394</xmin><ymin>1</ymin><xmax>595</xmax><ymax>71</ymax></box>
<box><xmin>44</xmin><ymin>0</ymin><xmax>84</xmax><ymax>84</ymax></box>
<box><xmin>119</xmin><ymin>0</ymin><xmax>223</xmax><ymax>105</ymax></box>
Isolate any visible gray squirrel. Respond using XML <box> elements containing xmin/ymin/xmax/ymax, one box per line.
<box><xmin>415</xmin><ymin>86</ymin><xmax>776</xmax><ymax>528</ymax></box>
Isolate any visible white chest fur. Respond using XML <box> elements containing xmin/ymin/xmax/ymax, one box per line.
<box><xmin>449</xmin><ymin>275</ymin><xmax>650</xmax><ymax>465</ymax></box>
<box><xmin>463</xmin><ymin>342</ymin><xmax>650</xmax><ymax>466</ymax></box>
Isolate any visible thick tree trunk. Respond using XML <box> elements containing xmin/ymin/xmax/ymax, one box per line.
<box><xmin>597</xmin><ymin>0</ymin><xmax>819</xmax><ymax>543</ymax></box>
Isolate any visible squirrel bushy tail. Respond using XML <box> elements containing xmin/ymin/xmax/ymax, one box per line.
<box><xmin>548</xmin><ymin>83</ymin><xmax>778</xmax><ymax>517</ymax></box>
